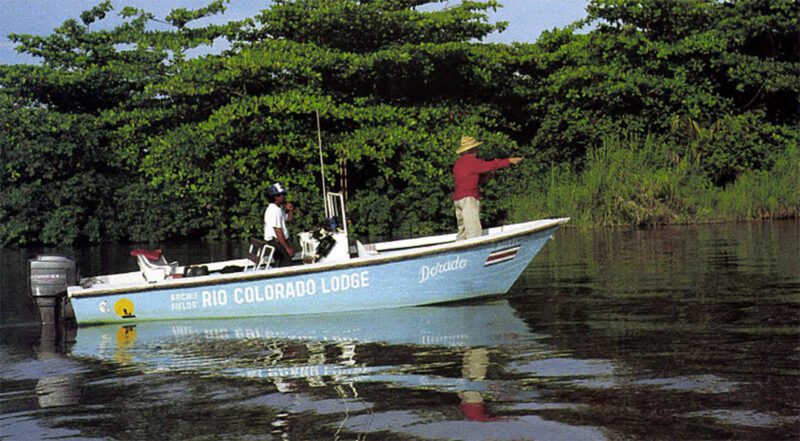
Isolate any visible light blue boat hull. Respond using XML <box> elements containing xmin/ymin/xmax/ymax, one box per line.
<box><xmin>69</xmin><ymin>220</ymin><xmax>564</xmax><ymax>325</ymax></box>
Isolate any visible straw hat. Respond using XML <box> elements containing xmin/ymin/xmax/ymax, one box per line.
<box><xmin>457</xmin><ymin>136</ymin><xmax>482</xmax><ymax>154</ymax></box>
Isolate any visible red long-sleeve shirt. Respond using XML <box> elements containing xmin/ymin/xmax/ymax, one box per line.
<box><xmin>452</xmin><ymin>153</ymin><xmax>511</xmax><ymax>201</ymax></box>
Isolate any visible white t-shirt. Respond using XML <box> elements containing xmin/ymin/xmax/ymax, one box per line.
<box><xmin>264</xmin><ymin>203</ymin><xmax>288</xmax><ymax>241</ymax></box>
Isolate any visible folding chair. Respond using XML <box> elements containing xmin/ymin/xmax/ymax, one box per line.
<box><xmin>244</xmin><ymin>237</ymin><xmax>275</xmax><ymax>271</ymax></box>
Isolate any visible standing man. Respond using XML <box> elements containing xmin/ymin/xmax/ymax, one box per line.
<box><xmin>264</xmin><ymin>182</ymin><xmax>296</xmax><ymax>267</ymax></box>
<box><xmin>452</xmin><ymin>136</ymin><xmax>523</xmax><ymax>240</ymax></box>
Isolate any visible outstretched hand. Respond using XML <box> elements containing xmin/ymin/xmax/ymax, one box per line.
<box><xmin>509</xmin><ymin>157</ymin><xmax>523</xmax><ymax>165</ymax></box>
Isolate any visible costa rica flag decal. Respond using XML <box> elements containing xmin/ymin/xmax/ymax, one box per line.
<box><xmin>484</xmin><ymin>245</ymin><xmax>521</xmax><ymax>266</ymax></box>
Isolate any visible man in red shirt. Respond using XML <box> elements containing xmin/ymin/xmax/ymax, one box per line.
<box><xmin>452</xmin><ymin>136</ymin><xmax>523</xmax><ymax>240</ymax></box>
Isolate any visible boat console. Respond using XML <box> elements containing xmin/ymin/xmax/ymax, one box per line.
<box><xmin>298</xmin><ymin>192</ymin><xmax>352</xmax><ymax>264</ymax></box>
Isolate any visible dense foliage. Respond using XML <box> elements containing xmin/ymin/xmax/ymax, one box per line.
<box><xmin>1</xmin><ymin>0</ymin><xmax>797</xmax><ymax>245</ymax></box>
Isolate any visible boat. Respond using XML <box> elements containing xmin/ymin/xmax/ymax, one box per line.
<box><xmin>28</xmin><ymin>191</ymin><xmax>567</xmax><ymax>326</ymax></box>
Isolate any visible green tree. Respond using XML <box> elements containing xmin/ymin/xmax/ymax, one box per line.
<box><xmin>1</xmin><ymin>1</ymin><xmax>238</xmax><ymax>244</ymax></box>
<box><xmin>132</xmin><ymin>0</ymin><xmax>521</xmax><ymax>240</ymax></box>
<box><xmin>521</xmin><ymin>0</ymin><xmax>798</xmax><ymax>175</ymax></box>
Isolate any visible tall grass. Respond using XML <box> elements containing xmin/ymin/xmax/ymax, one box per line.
<box><xmin>712</xmin><ymin>144</ymin><xmax>800</xmax><ymax>221</ymax></box>
<box><xmin>510</xmin><ymin>136</ymin><xmax>799</xmax><ymax>226</ymax></box>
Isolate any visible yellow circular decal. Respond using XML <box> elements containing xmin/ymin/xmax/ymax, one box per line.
<box><xmin>115</xmin><ymin>325</ymin><xmax>137</xmax><ymax>347</ymax></box>
<box><xmin>114</xmin><ymin>325</ymin><xmax>137</xmax><ymax>364</ymax></box>
<box><xmin>113</xmin><ymin>298</ymin><xmax>136</xmax><ymax>318</ymax></box>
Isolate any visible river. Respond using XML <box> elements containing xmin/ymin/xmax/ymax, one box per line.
<box><xmin>1</xmin><ymin>220</ymin><xmax>798</xmax><ymax>440</ymax></box>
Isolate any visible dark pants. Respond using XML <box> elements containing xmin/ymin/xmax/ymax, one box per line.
<box><xmin>267</xmin><ymin>239</ymin><xmax>292</xmax><ymax>267</ymax></box>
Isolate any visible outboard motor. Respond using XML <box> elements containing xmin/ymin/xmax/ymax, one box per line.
<box><xmin>28</xmin><ymin>255</ymin><xmax>78</xmax><ymax>326</ymax></box>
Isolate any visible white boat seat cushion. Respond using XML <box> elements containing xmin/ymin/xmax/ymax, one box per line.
<box><xmin>130</xmin><ymin>249</ymin><xmax>178</xmax><ymax>282</ymax></box>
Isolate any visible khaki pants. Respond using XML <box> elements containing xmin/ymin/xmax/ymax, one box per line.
<box><xmin>454</xmin><ymin>197</ymin><xmax>481</xmax><ymax>240</ymax></box>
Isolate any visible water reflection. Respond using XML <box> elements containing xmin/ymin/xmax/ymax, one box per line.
<box><xmin>72</xmin><ymin>301</ymin><xmax>533</xmax><ymax>385</ymax></box>
<box><xmin>459</xmin><ymin>348</ymin><xmax>503</xmax><ymax>422</ymax></box>
<box><xmin>512</xmin><ymin>221</ymin><xmax>800</xmax><ymax>439</ymax></box>
<box><xmin>33</xmin><ymin>326</ymin><xmax>81</xmax><ymax>410</ymax></box>
<box><xmin>0</xmin><ymin>326</ymin><xmax>88</xmax><ymax>440</ymax></box>
<box><xmin>66</xmin><ymin>300</ymin><xmax>610</xmax><ymax>440</ymax></box>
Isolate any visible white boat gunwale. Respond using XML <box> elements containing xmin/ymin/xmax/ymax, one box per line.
<box><xmin>68</xmin><ymin>218</ymin><xmax>568</xmax><ymax>299</ymax></box>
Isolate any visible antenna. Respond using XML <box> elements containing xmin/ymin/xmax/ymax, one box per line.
<box><xmin>316</xmin><ymin>110</ymin><xmax>330</xmax><ymax>218</ymax></box>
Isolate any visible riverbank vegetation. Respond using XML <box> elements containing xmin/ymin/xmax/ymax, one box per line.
<box><xmin>1</xmin><ymin>0</ymin><xmax>797</xmax><ymax>245</ymax></box>
<box><xmin>509</xmin><ymin>135</ymin><xmax>799</xmax><ymax>227</ymax></box>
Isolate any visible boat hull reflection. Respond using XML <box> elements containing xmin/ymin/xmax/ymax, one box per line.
<box><xmin>69</xmin><ymin>301</ymin><xmax>613</xmax><ymax>439</ymax></box>
<box><xmin>72</xmin><ymin>300</ymin><xmax>536</xmax><ymax>363</ymax></box>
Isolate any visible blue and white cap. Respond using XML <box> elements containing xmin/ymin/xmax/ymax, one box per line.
<box><xmin>267</xmin><ymin>182</ymin><xmax>287</xmax><ymax>197</ymax></box>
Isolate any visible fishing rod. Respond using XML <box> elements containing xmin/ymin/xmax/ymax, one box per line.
<box><xmin>316</xmin><ymin>110</ymin><xmax>330</xmax><ymax>218</ymax></box>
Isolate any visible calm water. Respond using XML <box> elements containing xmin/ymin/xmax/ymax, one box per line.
<box><xmin>1</xmin><ymin>221</ymin><xmax>798</xmax><ymax>440</ymax></box>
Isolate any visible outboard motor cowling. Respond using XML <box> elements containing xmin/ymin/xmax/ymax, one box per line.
<box><xmin>29</xmin><ymin>255</ymin><xmax>78</xmax><ymax>326</ymax></box>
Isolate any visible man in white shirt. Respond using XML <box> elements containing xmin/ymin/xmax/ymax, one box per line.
<box><xmin>264</xmin><ymin>182</ymin><xmax>296</xmax><ymax>267</ymax></box>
